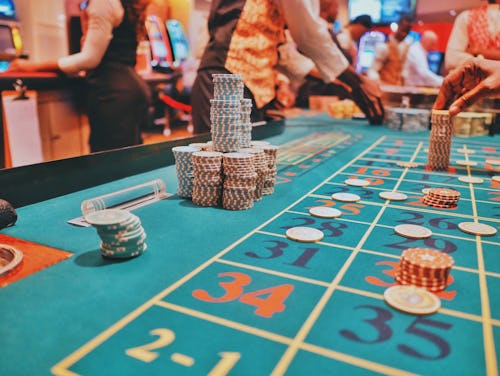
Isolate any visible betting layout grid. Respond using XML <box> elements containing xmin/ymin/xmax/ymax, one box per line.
<box><xmin>52</xmin><ymin>133</ymin><xmax>499</xmax><ymax>375</ymax></box>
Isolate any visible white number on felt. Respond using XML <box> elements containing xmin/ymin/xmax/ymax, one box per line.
<box><xmin>126</xmin><ymin>328</ymin><xmax>175</xmax><ymax>362</ymax></box>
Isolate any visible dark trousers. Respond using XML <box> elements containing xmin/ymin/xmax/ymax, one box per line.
<box><xmin>191</xmin><ymin>67</ymin><xmax>266</xmax><ymax>134</ymax></box>
<box><xmin>86</xmin><ymin>63</ymin><xmax>151</xmax><ymax>152</ymax></box>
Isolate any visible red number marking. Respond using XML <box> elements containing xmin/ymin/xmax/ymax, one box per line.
<box><xmin>239</xmin><ymin>284</ymin><xmax>294</xmax><ymax>318</ymax></box>
<box><xmin>192</xmin><ymin>272</ymin><xmax>295</xmax><ymax>318</ymax></box>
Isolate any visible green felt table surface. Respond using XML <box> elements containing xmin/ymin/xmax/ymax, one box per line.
<box><xmin>1</xmin><ymin>114</ymin><xmax>499</xmax><ymax>375</ymax></box>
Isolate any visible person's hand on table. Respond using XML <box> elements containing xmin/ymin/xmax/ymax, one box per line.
<box><xmin>6</xmin><ymin>59</ymin><xmax>38</xmax><ymax>73</ymax></box>
<box><xmin>351</xmin><ymin>75</ymin><xmax>385</xmax><ymax>125</ymax></box>
<box><xmin>434</xmin><ymin>58</ymin><xmax>500</xmax><ymax>115</ymax></box>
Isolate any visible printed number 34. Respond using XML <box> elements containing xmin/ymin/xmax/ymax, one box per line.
<box><xmin>192</xmin><ymin>272</ymin><xmax>294</xmax><ymax>318</ymax></box>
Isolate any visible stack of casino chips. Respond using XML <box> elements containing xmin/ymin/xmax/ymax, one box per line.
<box><xmin>395</xmin><ymin>247</ymin><xmax>454</xmax><ymax>292</ymax></box>
<box><xmin>191</xmin><ymin>151</ymin><xmax>224</xmax><ymax>207</ymax></box>
<box><xmin>240</xmin><ymin>98</ymin><xmax>253</xmax><ymax>147</ymax></box>
<box><xmin>423</xmin><ymin>187</ymin><xmax>460</xmax><ymax>208</ymax></box>
<box><xmin>239</xmin><ymin>148</ymin><xmax>267</xmax><ymax>201</ymax></box>
<box><xmin>211</xmin><ymin>74</ymin><xmax>245</xmax><ymax>152</ymax></box>
<box><xmin>255</xmin><ymin>144</ymin><xmax>279</xmax><ymax>195</ymax></box>
<box><xmin>222</xmin><ymin>152</ymin><xmax>257</xmax><ymax>210</ymax></box>
<box><xmin>85</xmin><ymin>209</ymin><xmax>147</xmax><ymax>259</ymax></box>
<box><xmin>173</xmin><ymin>145</ymin><xmax>201</xmax><ymax>198</ymax></box>
<box><xmin>426</xmin><ymin>110</ymin><xmax>453</xmax><ymax>171</ymax></box>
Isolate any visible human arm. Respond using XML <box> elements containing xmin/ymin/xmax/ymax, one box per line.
<box><xmin>7</xmin><ymin>0</ymin><xmax>123</xmax><ymax>75</ymax></box>
<box><xmin>466</xmin><ymin>46</ymin><xmax>500</xmax><ymax>61</ymax></box>
<box><xmin>404</xmin><ymin>44</ymin><xmax>443</xmax><ymax>87</ymax></box>
<box><xmin>279</xmin><ymin>0</ymin><xmax>349</xmax><ymax>83</ymax></box>
<box><xmin>433</xmin><ymin>58</ymin><xmax>500</xmax><ymax>115</ymax></box>
<box><xmin>366</xmin><ymin>43</ymin><xmax>388</xmax><ymax>82</ymax></box>
<box><xmin>444</xmin><ymin>10</ymin><xmax>472</xmax><ymax>72</ymax></box>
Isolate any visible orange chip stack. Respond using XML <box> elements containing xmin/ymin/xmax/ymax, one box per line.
<box><xmin>423</xmin><ymin>187</ymin><xmax>460</xmax><ymax>208</ymax></box>
<box><xmin>395</xmin><ymin>247</ymin><xmax>454</xmax><ymax>292</ymax></box>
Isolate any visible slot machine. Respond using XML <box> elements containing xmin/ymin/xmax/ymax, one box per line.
<box><xmin>0</xmin><ymin>0</ymin><xmax>23</xmax><ymax>71</ymax></box>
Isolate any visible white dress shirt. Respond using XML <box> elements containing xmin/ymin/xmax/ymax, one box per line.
<box><xmin>403</xmin><ymin>42</ymin><xmax>443</xmax><ymax>87</ymax></box>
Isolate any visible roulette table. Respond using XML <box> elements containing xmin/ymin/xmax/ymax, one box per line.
<box><xmin>0</xmin><ymin>114</ymin><xmax>499</xmax><ymax>375</ymax></box>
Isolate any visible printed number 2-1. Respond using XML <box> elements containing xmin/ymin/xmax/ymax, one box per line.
<box><xmin>126</xmin><ymin>328</ymin><xmax>240</xmax><ymax>374</ymax></box>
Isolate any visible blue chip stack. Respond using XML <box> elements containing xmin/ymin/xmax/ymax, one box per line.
<box><xmin>85</xmin><ymin>209</ymin><xmax>147</xmax><ymax>259</ymax></box>
<box><xmin>191</xmin><ymin>151</ymin><xmax>224</xmax><ymax>207</ymax></box>
<box><xmin>173</xmin><ymin>145</ymin><xmax>201</xmax><ymax>198</ymax></box>
<box><xmin>240</xmin><ymin>98</ymin><xmax>252</xmax><ymax>147</ymax></box>
<box><xmin>211</xmin><ymin>74</ymin><xmax>245</xmax><ymax>152</ymax></box>
<box><xmin>239</xmin><ymin>148</ymin><xmax>267</xmax><ymax>201</ymax></box>
<box><xmin>222</xmin><ymin>152</ymin><xmax>257</xmax><ymax>210</ymax></box>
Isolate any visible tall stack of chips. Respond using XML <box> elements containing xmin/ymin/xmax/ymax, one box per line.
<box><xmin>426</xmin><ymin>109</ymin><xmax>453</xmax><ymax>170</ymax></box>
<box><xmin>85</xmin><ymin>209</ymin><xmax>147</xmax><ymax>259</ymax></box>
<box><xmin>423</xmin><ymin>187</ymin><xmax>460</xmax><ymax>208</ymax></box>
<box><xmin>255</xmin><ymin>144</ymin><xmax>279</xmax><ymax>195</ymax></box>
<box><xmin>240</xmin><ymin>98</ymin><xmax>253</xmax><ymax>147</ymax></box>
<box><xmin>173</xmin><ymin>146</ymin><xmax>201</xmax><ymax>198</ymax></box>
<box><xmin>239</xmin><ymin>148</ymin><xmax>267</xmax><ymax>201</ymax></box>
<box><xmin>222</xmin><ymin>152</ymin><xmax>257</xmax><ymax>210</ymax></box>
<box><xmin>211</xmin><ymin>73</ymin><xmax>245</xmax><ymax>152</ymax></box>
<box><xmin>191</xmin><ymin>151</ymin><xmax>223</xmax><ymax>207</ymax></box>
<box><xmin>395</xmin><ymin>247</ymin><xmax>454</xmax><ymax>292</ymax></box>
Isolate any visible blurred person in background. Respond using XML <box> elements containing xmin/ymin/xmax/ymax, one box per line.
<box><xmin>403</xmin><ymin>30</ymin><xmax>443</xmax><ymax>87</ymax></box>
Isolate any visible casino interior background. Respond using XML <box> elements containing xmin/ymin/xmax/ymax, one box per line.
<box><xmin>0</xmin><ymin>0</ymin><xmax>497</xmax><ymax>168</ymax></box>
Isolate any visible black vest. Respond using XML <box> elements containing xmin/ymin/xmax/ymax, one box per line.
<box><xmin>100</xmin><ymin>0</ymin><xmax>137</xmax><ymax>66</ymax></box>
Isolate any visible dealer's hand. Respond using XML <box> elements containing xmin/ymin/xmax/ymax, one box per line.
<box><xmin>434</xmin><ymin>58</ymin><xmax>500</xmax><ymax>115</ymax></box>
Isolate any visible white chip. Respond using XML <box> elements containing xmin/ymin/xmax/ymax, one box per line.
<box><xmin>458</xmin><ymin>222</ymin><xmax>497</xmax><ymax>236</ymax></box>
<box><xmin>422</xmin><ymin>188</ymin><xmax>431</xmax><ymax>195</ymax></box>
<box><xmin>384</xmin><ymin>285</ymin><xmax>441</xmax><ymax>315</ymax></box>
<box><xmin>379</xmin><ymin>191</ymin><xmax>408</xmax><ymax>201</ymax></box>
<box><xmin>486</xmin><ymin>158</ymin><xmax>500</xmax><ymax>166</ymax></box>
<box><xmin>344</xmin><ymin>178</ymin><xmax>370</xmax><ymax>187</ymax></box>
<box><xmin>455</xmin><ymin>160</ymin><xmax>478</xmax><ymax>167</ymax></box>
<box><xmin>458</xmin><ymin>176</ymin><xmax>484</xmax><ymax>184</ymax></box>
<box><xmin>285</xmin><ymin>227</ymin><xmax>324</xmax><ymax>242</ymax></box>
<box><xmin>309</xmin><ymin>206</ymin><xmax>342</xmax><ymax>218</ymax></box>
<box><xmin>331</xmin><ymin>193</ymin><xmax>361</xmax><ymax>202</ymax></box>
<box><xmin>492</xmin><ymin>176</ymin><xmax>500</xmax><ymax>182</ymax></box>
<box><xmin>394</xmin><ymin>224</ymin><xmax>433</xmax><ymax>239</ymax></box>
<box><xmin>397</xmin><ymin>161</ymin><xmax>419</xmax><ymax>168</ymax></box>
<box><xmin>456</xmin><ymin>148</ymin><xmax>475</xmax><ymax>154</ymax></box>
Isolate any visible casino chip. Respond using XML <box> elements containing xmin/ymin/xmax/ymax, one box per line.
<box><xmin>492</xmin><ymin>176</ymin><xmax>500</xmax><ymax>182</ymax></box>
<box><xmin>85</xmin><ymin>209</ymin><xmax>147</xmax><ymax>259</ymax></box>
<box><xmin>309</xmin><ymin>206</ymin><xmax>341</xmax><ymax>218</ymax></box>
<box><xmin>394</xmin><ymin>224</ymin><xmax>432</xmax><ymax>239</ymax></box>
<box><xmin>286</xmin><ymin>227</ymin><xmax>324</xmax><ymax>242</ymax></box>
<box><xmin>396</xmin><ymin>161</ymin><xmax>419</xmax><ymax>168</ymax></box>
<box><xmin>458</xmin><ymin>222</ymin><xmax>497</xmax><ymax>236</ymax></box>
<box><xmin>379</xmin><ymin>191</ymin><xmax>408</xmax><ymax>201</ymax></box>
<box><xmin>384</xmin><ymin>285</ymin><xmax>441</xmax><ymax>315</ymax></box>
<box><xmin>422</xmin><ymin>187</ymin><xmax>460</xmax><ymax>208</ymax></box>
<box><xmin>331</xmin><ymin>193</ymin><xmax>361</xmax><ymax>202</ymax></box>
<box><xmin>456</xmin><ymin>148</ymin><xmax>475</xmax><ymax>154</ymax></box>
<box><xmin>455</xmin><ymin>160</ymin><xmax>478</xmax><ymax>167</ymax></box>
<box><xmin>0</xmin><ymin>199</ymin><xmax>17</xmax><ymax>230</ymax></box>
<box><xmin>458</xmin><ymin>176</ymin><xmax>483</xmax><ymax>184</ymax></box>
<box><xmin>344</xmin><ymin>178</ymin><xmax>370</xmax><ymax>187</ymax></box>
<box><xmin>485</xmin><ymin>158</ymin><xmax>500</xmax><ymax>166</ymax></box>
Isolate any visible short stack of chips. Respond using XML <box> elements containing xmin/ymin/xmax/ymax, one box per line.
<box><xmin>423</xmin><ymin>187</ymin><xmax>460</xmax><ymax>208</ymax></box>
<box><xmin>211</xmin><ymin>74</ymin><xmax>245</xmax><ymax>152</ymax></box>
<box><xmin>239</xmin><ymin>148</ymin><xmax>267</xmax><ymax>201</ymax></box>
<box><xmin>85</xmin><ymin>209</ymin><xmax>147</xmax><ymax>259</ymax></box>
<box><xmin>191</xmin><ymin>151</ymin><xmax>223</xmax><ymax>207</ymax></box>
<box><xmin>173</xmin><ymin>146</ymin><xmax>201</xmax><ymax>198</ymax></box>
<box><xmin>427</xmin><ymin>109</ymin><xmax>453</xmax><ymax>171</ymax></box>
<box><xmin>240</xmin><ymin>98</ymin><xmax>253</xmax><ymax>147</ymax></box>
<box><xmin>395</xmin><ymin>247</ymin><xmax>454</xmax><ymax>292</ymax></box>
<box><xmin>222</xmin><ymin>152</ymin><xmax>257</xmax><ymax>210</ymax></box>
<box><xmin>255</xmin><ymin>144</ymin><xmax>279</xmax><ymax>195</ymax></box>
